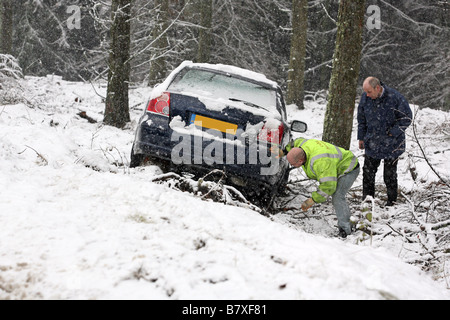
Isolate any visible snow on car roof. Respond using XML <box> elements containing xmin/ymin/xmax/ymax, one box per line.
<box><xmin>187</xmin><ymin>62</ymin><xmax>278</xmax><ymax>88</ymax></box>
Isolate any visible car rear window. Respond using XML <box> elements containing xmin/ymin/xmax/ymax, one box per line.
<box><xmin>167</xmin><ymin>68</ymin><xmax>277</xmax><ymax>113</ymax></box>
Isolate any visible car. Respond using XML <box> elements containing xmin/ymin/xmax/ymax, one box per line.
<box><xmin>131</xmin><ymin>61</ymin><xmax>307</xmax><ymax>203</ymax></box>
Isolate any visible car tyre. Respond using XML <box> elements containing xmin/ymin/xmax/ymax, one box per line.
<box><xmin>130</xmin><ymin>148</ymin><xmax>145</xmax><ymax>168</ymax></box>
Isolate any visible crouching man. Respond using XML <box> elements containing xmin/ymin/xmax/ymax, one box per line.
<box><xmin>281</xmin><ymin>138</ymin><xmax>360</xmax><ymax>238</ymax></box>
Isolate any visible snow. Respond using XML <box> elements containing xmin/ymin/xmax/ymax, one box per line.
<box><xmin>0</xmin><ymin>54</ymin><xmax>23</xmax><ymax>80</ymax></box>
<box><xmin>178</xmin><ymin>61</ymin><xmax>279</xmax><ymax>88</ymax></box>
<box><xmin>0</xmin><ymin>74</ymin><xmax>449</xmax><ymax>300</ymax></box>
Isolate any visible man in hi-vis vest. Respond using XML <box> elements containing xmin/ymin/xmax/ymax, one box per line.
<box><xmin>280</xmin><ymin>138</ymin><xmax>360</xmax><ymax>238</ymax></box>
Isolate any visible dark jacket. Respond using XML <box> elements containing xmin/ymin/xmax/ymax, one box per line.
<box><xmin>357</xmin><ymin>83</ymin><xmax>412</xmax><ymax>159</ymax></box>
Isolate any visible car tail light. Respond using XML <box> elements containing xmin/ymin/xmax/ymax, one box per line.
<box><xmin>258</xmin><ymin>123</ymin><xmax>284</xmax><ymax>145</ymax></box>
<box><xmin>147</xmin><ymin>92</ymin><xmax>170</xmax><ymax>117</ymax></box>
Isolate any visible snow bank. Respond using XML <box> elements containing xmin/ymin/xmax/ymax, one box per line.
<box><xmin>0</xmin><ymin>75</ymin><xmax>448</xmax><ymax>300</ymax></box>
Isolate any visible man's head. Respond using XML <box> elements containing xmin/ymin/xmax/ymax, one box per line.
<box><xmin>363</xmin><ymin>77</ymin><xmax>383</xmax><ymax>100</ymax></box>
<box><xmin>287</xmin><ymin>147</ymin><xmax>306</xmax><ymax>168</ymax></box>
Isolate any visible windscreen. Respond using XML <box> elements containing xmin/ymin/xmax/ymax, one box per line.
<box><xmin>167</xmin><ymin>68</ymin><xmax>278</xmax><ymax>113</ymax></box>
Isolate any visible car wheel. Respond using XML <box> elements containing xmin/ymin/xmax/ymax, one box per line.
<box><xmin>277</xmin><ymin>169</ymin><xmax>290</xmax><ymax>195</ymax></box>
<box><xmin>130</xmin><ymin>148</ymin><xmax>145</xmax><ymax>168</ymax></box>
<box><xmin>242</xmin><ymin>185</ymin><xmax>274</xmax><ymax>208</ymax></box>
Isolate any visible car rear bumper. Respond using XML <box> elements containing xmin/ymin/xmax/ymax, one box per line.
<box><xmin>133</xmin><ymin>116</ymin><xmax>288</xmax><ymax>189</ymax></box>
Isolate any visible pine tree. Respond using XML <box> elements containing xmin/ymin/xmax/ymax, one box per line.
<box><xmin>322</xmin><ymin>0</ymin><xmax>365</xmax><ymax>149</ymax></box>
<box><xmin>104</xmin><ymin>0</ymin><xmax>132</xmax><ymax>128</ymax></box>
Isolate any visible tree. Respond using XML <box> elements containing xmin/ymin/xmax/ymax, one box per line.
<box><xmin>0</xmin><ymin>0</ymin><xmax>12</xmax><ymax>54</ymax></box>
<box><xmin>286</xmin><ymin>0</ymin><xmax>308</xmax><ymax>109</ymax></box>
<box><xmin>104</xmin><ymin>0</ymin><xmax>132</xmax><ymax>128</ymax></box>
<box><xmin>196</xmin><ymin>0</ymin><xmax>212</xmax><ymax>63</ymax></box>
<box><xmin>322</xmin><ymin>0</ymin><xmax>365</xmax><ymax>149</ymax></box>
<box><xmin>148</xmin><ymin>0</ymin><xmax>169</xmax><ymax>86</ymax></box>
<box><xmin>8</xmin><ymin>1</ymin><xmax>103</xmax><ymax>80</ymax></box>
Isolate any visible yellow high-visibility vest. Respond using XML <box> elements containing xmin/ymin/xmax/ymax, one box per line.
<box><xmin>286</xmin><ymin>138</ymin><xmax>359</xmax><ymax>203</ymax></box>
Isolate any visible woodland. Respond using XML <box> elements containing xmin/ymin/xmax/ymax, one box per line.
<box><xmin>1</xmin><ymin>0</ymin><xmax>448</xmax><ymax>112</ymax></box>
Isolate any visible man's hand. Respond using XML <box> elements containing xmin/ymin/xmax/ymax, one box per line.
<box><xmin>359</xmin><ymin>140</ymin><xmax>365</xmax><ymax>150</ymax></box>
<box><xmin>270</xmin><ymin>145</ymin><xmax>284</xmax><ymax>159</ymax></box>
<box><xmin>301</xmin><ymin>198</ymin><xmax>315</xmax><ymax>212</ymax></box>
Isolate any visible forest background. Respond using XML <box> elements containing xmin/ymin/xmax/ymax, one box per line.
<box><xmin>1</xmin><ymin>0</ymin><xmax>448</xmax><ymax>113</ymax></box>
<box><xmin>0</xmin><ymin>1</ymin><xmax>449</xmax><ymax>295</ymax></box>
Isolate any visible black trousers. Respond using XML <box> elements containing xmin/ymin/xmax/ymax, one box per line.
<box><xmin>362</xmin><ymin>155</ymin><xmax>399</xmax><ymax>202</ymax></box>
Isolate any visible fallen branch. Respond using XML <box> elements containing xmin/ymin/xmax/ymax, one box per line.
<box><xmin>431</xmin><ymin>220</ymin><xmax>450</xmax><ymax>231</ymax></box>
<box><xmin>151</xmin><ymin>170</ymin><xmax>261</xmax><ymax>213</ymax></box>
<box><xmin>77</xmin><ymin>111</ymin><xmax>97</xmax><ymax>124</ymax></box>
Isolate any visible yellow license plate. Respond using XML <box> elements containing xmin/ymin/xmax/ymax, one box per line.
<box><xmin>190</xmin><ymin>114</ymin><xmax>238</xmax><ymax>135</ymax></box>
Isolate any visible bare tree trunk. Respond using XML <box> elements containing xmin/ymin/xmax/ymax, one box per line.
<box><xmin>196</xmin><ymin>0</ymin><xmax>212</xmax><ymax>63</ymax></box>
<box><xmin>148</xmin><ymin>0</ymin><xmax>169</xmax><ymax>87</ymax></box>
<box><xmin>104</xmin><ymin>0</ymin><xmax>132</xmax><ymax>128</ymax></box>
<box><xmin>286</xmin><ymin>0</ymin><xmax>308</xmax><ymax>109</ymax></box>
<box><xmin>0</xmin><ymin>0</ymin><xmax>12</xmax><ymax>54</ymax></box>
<box><xmin>322</xmin><ymin>0</ymin><xmax>365</xmax><ymax>149</ymax></box>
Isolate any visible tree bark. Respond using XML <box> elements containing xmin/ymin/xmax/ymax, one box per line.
<box><xmin>148</xmin><ymin>0</ymin><xmax>169</xmax><ymax>87</ymax></box>
<box><xmin>0</xmin><ymin>0</ymin><xmax>12</xmax><ymax>54</ymax></box>
<box><xmin>196</xmin><ymin>0</ymin><xmax>213</xmax><ymax>63</ymax></box>
<box><xmin>322</xmin><ymin>0</ymin><xmax>365</xmax><ymax>149</ymax></box>
<box><xmin>104</xmin><ymin>0</ymin><xmax>132</xmax><ymax>128</ymax></box>
<box><xmin>286</xmin><ymin>0</ymin><xmax>308</xmax><ymax>109</ymax></box>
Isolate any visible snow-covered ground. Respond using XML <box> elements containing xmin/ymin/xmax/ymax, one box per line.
<box><xmin>0</xmin><ymin>75</ymin><xmax>449</xmax><ymax>300</ymax></box>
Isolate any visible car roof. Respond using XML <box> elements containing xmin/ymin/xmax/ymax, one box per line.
<box><xmin>179</xmin><ymin>61</ymin><xmax>279</xmax><ymax>89</ymax></box>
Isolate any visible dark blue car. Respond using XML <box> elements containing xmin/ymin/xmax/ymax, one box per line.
<box><xmin>131</xmin><ymin>62</ymin><xmax>307</xmax><ymax>200</ymax></box>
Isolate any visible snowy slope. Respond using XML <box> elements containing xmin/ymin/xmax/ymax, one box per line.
<box><xmin>0</xmin><ymin>75</ymin><xmax>449</xmax><ymax>300</ymax></box>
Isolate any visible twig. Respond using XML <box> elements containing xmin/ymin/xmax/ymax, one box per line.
<box><xmin>200</xmin><ymin>170</ymin><xmax>226</xmax><ymax>200</ymax></box>
<box><xmin>89</xmin><ymin>81</ymin><xmax>106</xmax><ymax>100</ymax></box>
<box><xmin>431</xmin><ymin>220</ymin><xmax>450</xmax><ymax>231</ymax></box>
<box><xmin>24</xmin><ymin>145</ymin><xmax>48</xmax><ymax>166</ymax></box>
<box><xmin>385</xmin><ymin>223</ymin><xmax>415</xmax><ymax>244</ymax></box>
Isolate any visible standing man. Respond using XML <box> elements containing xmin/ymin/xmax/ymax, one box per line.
<box><xmin>281</xmin><ymin>138</ymin><xmax>360</xmax><ymax>238</ymax></box>
<box><xmin>357</xmin><ymin>77</ymin><xmax>412</xmax><ymax>206</ymax></box>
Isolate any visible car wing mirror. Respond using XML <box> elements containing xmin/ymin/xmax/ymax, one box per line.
<box><xmin>290</xmin><ymin>120</ymin><xmax>308</xmax><ymax>133</ymax></box>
